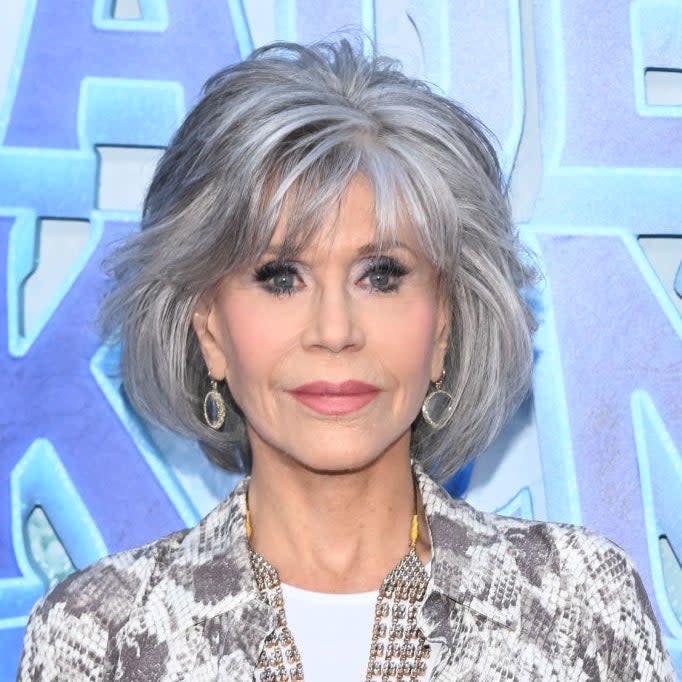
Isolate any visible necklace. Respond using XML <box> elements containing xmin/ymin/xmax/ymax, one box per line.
<box><xmin>247</xmin><ymin>509</ymin><xmax>431</xmax><ymax>682</ymax></box>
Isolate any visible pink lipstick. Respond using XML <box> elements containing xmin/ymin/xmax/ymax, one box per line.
<box><xmin>289</xmin><ymin>381</ymin><xmax>380</xmax><ymax>415</ymax></box>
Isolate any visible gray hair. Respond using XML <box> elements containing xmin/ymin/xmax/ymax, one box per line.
<box><xmin>99</xmin><ymin>37</ymin><xmax>537</xmax><ymax>481</ymax></box>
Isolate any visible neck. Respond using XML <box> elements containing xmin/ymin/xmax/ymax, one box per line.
<box><xmin>246</xmin><ymin>434</ymin><xmax>431</xmax><ymax>593</ymax></box>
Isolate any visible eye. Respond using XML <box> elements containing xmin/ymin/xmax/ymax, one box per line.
<box><xmin>361</xmin><ymin>256</ymin><xmax>409</xmax><ymax>293</ymax></box>
<box><xmin>253</xmin><ymin>261</ymin><xmax>302</xmax><ymax>296</ymax></box>
<box><xmin>368</xmin><ymin>269</ymin><xmax>391</xmax><ymax>290</ymax></box>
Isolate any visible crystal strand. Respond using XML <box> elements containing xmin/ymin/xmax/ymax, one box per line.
<box><xmin>250</xmin><ymin>539</ymin><xmax>430</xmax><ymax>682</ymax></box>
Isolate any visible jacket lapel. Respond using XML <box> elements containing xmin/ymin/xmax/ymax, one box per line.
<box><xmin>415</xmin><ymin>463</ymin><xmax>521</xmax><ymax>631</ymax></box>
<box><xmin>112</xmin><ymin>478</ymin><xmax>276</xmax><ymax>681</ymax></box>
<box><xmin>413</xmin><ymin>464</ymin><xmax>522</xmax><ymax>677</ymax></box>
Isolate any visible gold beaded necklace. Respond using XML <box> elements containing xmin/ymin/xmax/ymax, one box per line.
<box><xmin>247</xmin><ymin>508</ymin><xmax>431</xmax><ymax>682</ymax></box>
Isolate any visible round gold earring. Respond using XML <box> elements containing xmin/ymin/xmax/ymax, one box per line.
<box><xmin>421</xmin><ymin>371</ymin><xmax>455</xmax><ymax>429</ymax></box>
<box><xmin>203</xmin><ymin>377</ymin><xmax>226</xmax><ymax>430</ymax></box>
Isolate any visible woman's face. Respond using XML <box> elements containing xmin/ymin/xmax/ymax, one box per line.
<box><xmin>194</xmin><ymin>174</ymin><xmax>449</xmax><ymax>474</ymax></box>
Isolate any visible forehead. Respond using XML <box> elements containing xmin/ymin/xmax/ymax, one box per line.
<box><xmin>267</xmin><ymin>173</ymin><xmax>420</xmax><ymax>258</ymax></box>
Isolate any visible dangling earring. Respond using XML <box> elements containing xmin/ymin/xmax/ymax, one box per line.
<box><xmin>203</xmin><ymin>376</ymin><xmax>226</xmax><ymax>430</ymax></box>
<box><xmin>421</xmin><ymin>371</ymin><xmax>455</xmax><ymax>429</ymax></box>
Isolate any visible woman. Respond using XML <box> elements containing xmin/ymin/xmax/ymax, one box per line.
<box><xmin>18</xmin><ymin>39</ymin><xmax>675</xmax><ymax>681</ymax></box>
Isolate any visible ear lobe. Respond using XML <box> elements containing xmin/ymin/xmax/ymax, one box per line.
<box><xmin>191</xmin><ymin>290</ymin><xmax>228</xmax><ymax>380</ymax></box>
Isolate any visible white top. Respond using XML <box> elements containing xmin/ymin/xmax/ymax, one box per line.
<box><xmin>280</xmin><ymin>574</ymin><xmax>441</xmax><ymax>682</ymax></box>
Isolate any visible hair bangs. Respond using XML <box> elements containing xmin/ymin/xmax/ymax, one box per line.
<box><xmin>257</xmin><ymin>133</ymin><xmax>457</xmax><ymax>271</ymax></box>
<box><xmin>363</xmin><ymin>142</ymin><xmax>461</xmax><ymax>289</ymax></box>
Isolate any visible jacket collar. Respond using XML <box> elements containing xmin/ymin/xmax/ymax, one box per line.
<box><xmin>117</xmin><ymin>460</ymin><xmax>521</xmax><ymax>663</ymax></box>
<box><xmin>413</xmin><ymin>463</ymin><xmax>521</xmax><ymax>632</ymax></box>
<box><xmin>114</xmin><ymin>475</ymin><xmax>275</xmax><ymax>670</ymax></box>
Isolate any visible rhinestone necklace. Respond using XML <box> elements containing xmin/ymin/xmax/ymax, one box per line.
<box><xmin>247</xmin><ymin>510</ymin><xmax>431</xmax><ymax>682</ymax></box>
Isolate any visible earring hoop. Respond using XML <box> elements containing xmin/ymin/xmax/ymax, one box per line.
<box><xmin>421</xmin><ymin>371</ymin><xmax>455</xmax><ymax>430</ymax></box>
<box><xmin>204</xmin><ymin>377</ymin><xmax>226</xmax><ymax>430</ymax></box>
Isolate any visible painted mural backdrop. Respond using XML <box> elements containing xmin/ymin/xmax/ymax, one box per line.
<box><xmin>0</xmin><ymin>1</ymin><xmax>680</xmax><ymax>678</ymax></box>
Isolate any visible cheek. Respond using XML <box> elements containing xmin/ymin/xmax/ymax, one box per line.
<box><xmin>215</xmin><ymin>293</ymin><xmax>300</xmax><ymax>396</ymax></box>
<box><xmin>366</xmin><ymin>296</ymin><xmax>439</xmax><ymax>383</ymax></box>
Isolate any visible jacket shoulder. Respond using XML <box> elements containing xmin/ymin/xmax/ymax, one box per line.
<box><xmin>469</xmin><ymin>505</ymin><xmax>647</xmax><ymax>603</ymax></box>
<box><xmin>482</xmin><ymin>508</ymin><xmax>625</xmax><ymax>585</ymax></box>
<box><xmin>17</xmin><ymin>527</ymin><xmax>190</xmax><ymax>681</ymax></box>
<box><xmin>474</xmin><ymin>509</ymin><xmax>676</xmax><ymax>680</ymax></box>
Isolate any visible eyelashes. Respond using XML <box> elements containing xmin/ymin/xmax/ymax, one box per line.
<box><xmin>252</xmin><ymin>255</ymin><xmax>410</xmax><ymax>296</ymax></box>
<box><xmin>253</xmin><ymin>261</ymin><xmax>300</xmax><ymax>296</ymax></box>
<box><xmin>361</xmin><ymin>255</ymin><xmax>408</xmax><ymax>293</ymax></box>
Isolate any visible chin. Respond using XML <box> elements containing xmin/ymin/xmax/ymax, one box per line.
<box><xmin>290</xmin><ymin>450</ymin><xmax>385</xmax><ymax>476</ymax></box>
<box><xmin>246</xmin><ymin>417</ymin><xmax>413</xmax><ymax>477</ymax></box>
<box><xmin>278</xmin><ymin>427</ymin><xmax>412</xmax><ymax>477</ymax></box>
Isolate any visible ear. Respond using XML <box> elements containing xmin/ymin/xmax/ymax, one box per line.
<box><xmin>191</xmin><ymin>287</ymin><xmax>228</xmax><ymax>380</ymax></box>
<box><xmin>430</xmin><ymin>293</ymin><xmax>451</xmax><ymax>383</ymax></box>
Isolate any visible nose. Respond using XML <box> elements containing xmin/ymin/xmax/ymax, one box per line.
<box><xmin>301</xmin><ymin>283</ymin><xmax>364</xmax><ymax>353</ymax></box>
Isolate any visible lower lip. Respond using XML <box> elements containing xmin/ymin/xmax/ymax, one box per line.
<box><xmin>289</xmin><ymin>390</ymin><xmax>379</xmax><ymax>415</ymax></box>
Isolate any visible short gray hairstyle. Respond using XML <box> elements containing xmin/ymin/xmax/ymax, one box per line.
<box><xmin>99</xmin><ymin>37</ymin><xmax>537</xmax><ymax>481</ymax></box>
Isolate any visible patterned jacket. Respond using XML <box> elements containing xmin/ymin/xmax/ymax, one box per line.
<box><xmin>17</xmin><ymin>463</ymin><xmax>676</xmax><ymax>681</ymax></box>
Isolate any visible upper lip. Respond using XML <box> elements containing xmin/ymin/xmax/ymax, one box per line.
<box><xmin>290</xmin><ymin>381</ymin><xmax>380</xmax><ymax>395</ymax></box>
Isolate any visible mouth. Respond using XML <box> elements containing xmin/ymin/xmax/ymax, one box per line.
<box><xmin>288</xmin><ymin>381</ymin><xmax>380</xmax><ymax>416</ymax></box>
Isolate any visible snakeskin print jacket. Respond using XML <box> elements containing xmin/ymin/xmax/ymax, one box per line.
<box><xmin>17</xmin><ymin>462</ymin><xmax>676</xmax><ymax>681</ymax></box>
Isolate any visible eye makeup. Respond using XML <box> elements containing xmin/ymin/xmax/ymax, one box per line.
<box><xmin>252</xmin><ymin>253</ymin><xmax>411</xmax><ymax>297</ymax></box>
<box><xmin>358</xmin><ymin>255</ymin><xmax>409</xmax><ymax>293</ymax></box>
<box><xmin>253</xmin><ymin>261</ymin><xmax>301</xmax><ymax>296</ymax></box>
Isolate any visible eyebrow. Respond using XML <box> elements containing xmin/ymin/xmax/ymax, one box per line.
<box><xmin>356</xmin><ymin>240</ymin><xmax>414</xmax><ymax>257</ymax></box>
<box><xmin>262</xmin><ymin>240</ymin><xmax>415</xmax><ymax>258</ymax></box>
